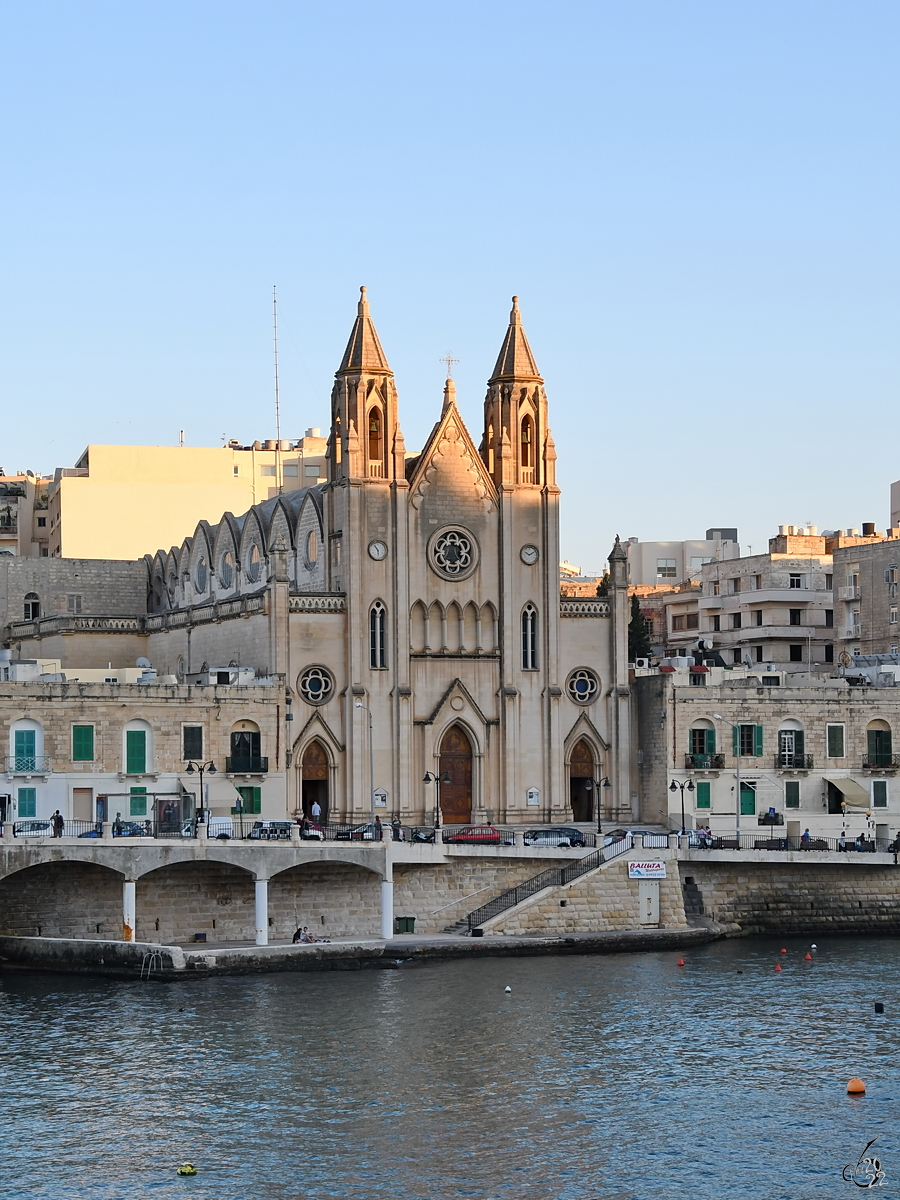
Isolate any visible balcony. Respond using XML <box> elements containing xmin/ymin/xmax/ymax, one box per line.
<box><xmin>774</xmin><ymin>753</ymin><xmax>813</xmax><ymax>771</ymax></box>
<box><xmin>838</xmin><ymin>585</ymin><xmax>861</xmax><ymax>601</ymax></box>
<box><xmin>225</xmin><ymin>756</ymin><xmax>269</xmax><ymax>774</ymax></box>
<box><xmin>684</xmin><ymin>753</ymin><xmax>725</xmax><ymax>770</ymax></box>
<box><xmin>5</xmin><ymin>755</ymin><xmax>52</xmax><ymax>775</ymax></box>
<box><xmin>862</xmin><ymin>755</ymin><xmax>900</xmax><ymax>771</ymax></box>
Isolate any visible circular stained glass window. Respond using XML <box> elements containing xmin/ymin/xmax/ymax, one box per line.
<box><xmin>567</xmin><ymin>668</ymin><xmax>599</xmax><ymax>705</ymax></box>
<box><xmin>429</xmin><ymin>527</ymin><xmax>478</xmax><ymax>580</ymax></box>
<box><xmin>298</xmin><ymin>665</ymin><xmax>334</xmax><ymax>705</ymax></box>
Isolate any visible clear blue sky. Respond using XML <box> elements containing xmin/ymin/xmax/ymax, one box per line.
<box><xmin>2</xmin><ymin>1</ymin><xmax>898</xmax><ymax>570</ymax></box>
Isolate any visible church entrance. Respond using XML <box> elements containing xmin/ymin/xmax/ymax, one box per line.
<box><xmin>301</xmin><ymin>740</ymin><xmax>329</xmax><ymax>824</ymax></box>
<box><xmin>439</xmin><ymin>725</ymin><xmax>473</xmax><ymax>824</ymax></box>
<box><xmin>569</xmin><ymin>739</ymin><xmax>595</xmax><ymax>822</ymax></box>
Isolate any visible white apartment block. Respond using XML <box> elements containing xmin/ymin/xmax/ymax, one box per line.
<box><xmin>626</xmin><ymin>529</ymin><xmax>740</xmax><ymax>588</ymax></box>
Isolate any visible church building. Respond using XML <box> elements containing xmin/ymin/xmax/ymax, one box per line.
<box><xmin>5</xmin><ymin>291</ymin><xmax>636</xmax><ymax>830</ymax></box>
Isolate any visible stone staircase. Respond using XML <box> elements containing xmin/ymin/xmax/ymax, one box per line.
<box><xmin>682</xmin><ymin>877</ymin><xmax>705</xmax><ymax>924</ymax></box>
<box><xmin>442</xmin><ymin>850</ymin><xmax>606</xmax><ymax>935</ymax></box>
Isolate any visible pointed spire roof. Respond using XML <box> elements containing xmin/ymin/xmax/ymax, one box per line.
<box><xmin>489</xmin><ymin>296</ymin><xmax>542</xmax><ymax>383</ymax></box>
<box><xmin>442</xmin><ymin>376</ymin><xmax>457</xmax><ymax>414</ymax></box>
<box><xmin>338</xmin><ymin>286</ymin><xmax>392</xmax><ymax>375</ymax></box>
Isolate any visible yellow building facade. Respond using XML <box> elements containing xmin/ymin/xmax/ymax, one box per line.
<box><xmin>47</xmin><ymin>435</ymin><xmax>327</xmax><ymax>561</ymax></box>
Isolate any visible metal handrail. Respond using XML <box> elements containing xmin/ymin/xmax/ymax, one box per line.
<box><xmin>465</xmin><ymin>850</ymin><xmax>604</xmax><ymax>932</ymax></box>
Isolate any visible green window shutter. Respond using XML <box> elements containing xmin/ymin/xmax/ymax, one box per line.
<box><xmin>793</xmin><ymin>730</ymin><xmax>804</xmax><ymax>758</ymax></box>
<box><xmin>873</xmin><ymin>780</ymin><xmax>888</xmax><ymax>808</ymax></box>
<box><xmin>740</xmin><ymin>783</ymin><xmax>756</xmax><ymax>815</ymax></box>
<box><xmin>754</xmin><ymin>725</ymin><xmax>764</xmax><ymax>757</ymax></box>
<box><xmin>182</xmin><ymin>725</ymin><xmax>203</xmax><ymax>760</ymax></box>
<box><xmin>126</xmin><ymin>730</ymin><xmax>146</xmax><ymax>774</ymax></box>
<box><xmin>695</xmin><ymin>781</ymin><xmax>711</xmax><ymax>809</ymax></box>
<box><xmin>707</xmin><ymin>728</ymin><xmax>715</xmax><ymax>755</ymax></box>
<box><xmin>885</xmin><ymin>731</ymin><xmax>893</xmax><ymax>758</ymax></box>
<box><xmin>785</xmin><ymin>781</ymin><xmax>800</xmax><ymax>808</ymax></box>
<box><xmin>235</xmin><ymin>786</ymin><xmax>261</xmax><ymax>815</ymax></box>
<box><xmin>732</xmin><ymin>725</ymin><xmax>739</xmax><ymax>756</ymax></box>
<box><xmin>129</xmin><ymin>787</ymin><xmax>147</xmax><ymax>817</ymax></box>
<box><xmin>14</xmin><ymin>724</ymin><xmax>35</xmax><ymax>753</ymax></box>
<box><xmin>17</xmin><ymin>788</ymin><xmax>36</xmax><ymax>817</ymax></box>
<box><xmin>827</xmin><ymin>725</ymin><xmax>844</xmax><ymax>757</ymax></box>
<box><xmin>72</xmin><ymin>725</ymin><xmax>94</xmax><ymax>761</ymax></box>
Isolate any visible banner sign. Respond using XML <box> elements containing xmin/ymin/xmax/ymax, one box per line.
<box><xmin>628</xmin><ymin>861</ymin><xmax>666</xmax><ymax>879</ymax></box>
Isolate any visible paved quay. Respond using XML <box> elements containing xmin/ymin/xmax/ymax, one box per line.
<box><xmin>0</xmin><ymin>925</ymin><xmax>721</xmax><ymax>980</ymax></box>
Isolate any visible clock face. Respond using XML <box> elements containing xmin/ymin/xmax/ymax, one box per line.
<box><xmin>368</xmin><ymin>540</ymin><xmax>388</xmax><ymax>561</ymax></box>
<box><xmin>521</xmin><ymin>544</ymin><xmax>539</xmax><ymax>565</ymax></box>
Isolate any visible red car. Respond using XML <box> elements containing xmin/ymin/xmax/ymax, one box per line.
<box><xmin>443</xmin><ymin>825</ymin><xmax>514</xmax><ymax>845</ymax></box>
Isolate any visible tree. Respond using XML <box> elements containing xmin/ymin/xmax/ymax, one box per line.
<box><xmin>595</xmin><ymin>572</ymin><xmax>610</xmax><ymax>597</ymax></box>
<box><xmin>628</xmin><ymin>593</ymin><xmax>652</xmax><ymax>662</ymax></box>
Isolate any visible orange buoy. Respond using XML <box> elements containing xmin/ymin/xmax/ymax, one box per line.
<box><xmin>775</xmin><ymin>963</ymin><xmax>782</xmax><ymax>971</ymax></box>
<box><xmin>805</xmin><ymin>952</ymin><xmax>812</xmax><ymax>961</ymax></box>
<box><xmin>677</xmin><ymin>957</ymin><xmax>684</xmax><ymax>966</ymax></box>
<box><xmin>847</xmin><ymin>1078</ymin><xmax>866</xmax><ymax>1094</ymax></box>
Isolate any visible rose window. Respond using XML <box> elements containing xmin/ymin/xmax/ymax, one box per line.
<box><xmin>567</xmin><ymin>668</ymin><xmax>599</xmax><ymax>705</ymax></box>
<box><xmin>430</xmin><ymin>528</ymin><xmax>477</xmax><ymax>579</ymax></box>
<box><xmin>298</xmin><ymin>666</ymin><xmax>334</xmax><ymax>705</ymax></box>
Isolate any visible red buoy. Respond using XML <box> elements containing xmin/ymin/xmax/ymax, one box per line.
<box><xmin>805</xmin><ymin>952</ymin><xmax>812</xmax><ymax>961</ymax></box>
<box><xmin>677</xmin><ymin>958</ymin><xmax>684</xmax><ymax>966</ymax></box>
<box><xmin>781</xmin><ymin>948</ymin><xmax>787</xmax><ymax>954</ymax></box>
<box><xmin>775</xmin><ymin>963</ymin><xmax>782</xmax><ymax>971</ymax></box>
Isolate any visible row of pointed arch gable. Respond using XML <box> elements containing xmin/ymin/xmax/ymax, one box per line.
<box><xmin>144</xmin><ymin>491</ymin><xmax>325</xmax><ymax>597</ymax></box>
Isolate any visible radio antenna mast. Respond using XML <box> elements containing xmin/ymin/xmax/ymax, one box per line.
<box><xmin>273</xmin><ymin>285</ymin><xmax>282</xmax><ymax>495</ymax></box>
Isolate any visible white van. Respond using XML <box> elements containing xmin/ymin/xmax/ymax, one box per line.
<box><xmin>181</xmin><ymin>816</ymin><xmax>234</xmax><ymax>840</ymax></box>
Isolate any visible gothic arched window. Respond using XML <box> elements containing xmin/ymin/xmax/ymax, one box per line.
<box><xmin>520</xmin><ymin>415</ymin><xmax>533</xmax><ymax>469</ymax></box>
<box><xmin>521</xmin><ymin>603</ymin><xmax>537</xmax><ymax>670</ymax></box>
<box><xmin>23</xmin><ymin>593</ymin><xmax>40</xmax><ymax>621</ymax></box>
<box><xmin>334</xmin><ymin>414</ymin><xmax>342</xmax><ymax>465</ymax></box>
<box><xmin>370</xmin><ymin>600</ymin><xmax>386</xmax><ymax>669</ymax></box>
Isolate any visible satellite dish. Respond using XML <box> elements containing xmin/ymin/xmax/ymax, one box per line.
<box><xmin>136</xmin><ymin>657</ymin><xmax>151</xmax><ymax>668</ymax></box>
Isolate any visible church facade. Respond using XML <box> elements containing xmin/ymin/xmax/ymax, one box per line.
<box><xmin>6</xmin><ymin>291</ymin><xmax>635</xmax><ymax>829</ymax></box>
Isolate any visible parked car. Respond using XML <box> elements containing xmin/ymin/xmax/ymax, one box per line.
<box><xmin>603</xmin><ymin>828</ymin><xmax>667</xmax><ymax>848</ymax></box>
<box><xmin>334</xmin><ymin>823</ymin><xmax>383</xmax><ymax>841</ymax></box>
<box><xmin>181</xmin><ymin>817</ymin><xmax>234</xmax><ymax>839</ymax></box>
<box><xmin>113</xmin><ymin>821</ymin><xmax>150</xmax><ymax>838</ymax></box>
<box><xmin>249</xmin><ymin>820</ymin><xmax>294</xmax><ymax>841</ymax></box>
<box><xmin>298</xmin><ymin>820</ymin><xmax>325</xmax><ymax>841</ymax></box>
<box><xmin>522</xmin><ymin>827</ymin><xmax>586</xmax><ymax>848</ymax></box>
<box><xmin>443</xmin><ymin>825</ymin><xmax>515</xmax><ymax>846</ymax></box>
<box><xmin>15</xmin><ymin>820</ymin><xmax>53</xmax><ymax>838</ymax></box>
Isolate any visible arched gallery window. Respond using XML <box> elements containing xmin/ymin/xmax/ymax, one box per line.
<box><xmin>23</xmin><ymin>593</ymin><xmax>40</xmax><ymax>621</ymax></box>
<box><xmin>370</xmin><ymin>601</ymin><xmax>386</xmax><ymax>669</ymax></box>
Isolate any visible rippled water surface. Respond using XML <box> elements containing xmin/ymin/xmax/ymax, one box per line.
<box><xmin>2</xmin><ymin>936</ymin><xmax>899</xmax><ymax>1199</ymax></box>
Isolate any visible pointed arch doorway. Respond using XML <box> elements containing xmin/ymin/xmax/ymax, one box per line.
<box><xmin>439</xmin><ymin>725</ymin><xmax>472</xmax><ymax>824</ymax></box>
<box><xmin>301</xmin><ymin>740</ymin><xmax>330</xmax><ymax>824</ymax></box>
<box><xmin>569</xmin><ymin>739</ymin><xmax>596</xmax><ymax>822</ymax></box>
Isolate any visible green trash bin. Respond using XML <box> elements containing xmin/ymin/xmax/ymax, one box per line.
<box><xmin>394</xmin><ymin>916</ymin><xmax>416</xmax><ymax>934</ymax></box>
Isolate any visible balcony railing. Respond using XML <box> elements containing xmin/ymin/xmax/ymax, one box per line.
<box><xmin>684</xmin><ymin>753</ymin><xmax>725</xmax><ymax>770</ymax></box>
<box><xmin>5</xmin><ymin>755</ymin><xmax>52</xmax><ymax>774</ymax></box>
<box><xmin>862</xmin><ymin>755</ymin><xmax>900</xmax><ymax>770</ymax></box>
<box><xmin>225</xmin><ymin>756</ymin><xmax>269</xmax><ymax>774</ymax></box>
<box><xmin>774</xmin><ymin>753</ymin><xmax>814</xmax><ymax>770</ymax></box>
<box><xmin>838</xmin><ymin>585</ymin><xmax>861</xmax><ymax>601</ymax></box>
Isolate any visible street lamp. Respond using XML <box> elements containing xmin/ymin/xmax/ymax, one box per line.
<box><xmin>713</xmin><ymin>713</ymin><xmax>742</xmax><ymax>847</ymax></box>
<box><xmin>423</xmin><ymin>770</ymin><xmax>451</xmax><ymax>831</ymax></box>
<box><xmin>585</xmin><ymin>776</ymin><xmax>612</xmax><ymax>834</ymax></box>
<box><xmin>669</xmin><ymin>778</ymin><xmax>695</xmax><ymax>836</ymax></box>
<box><xmin>184</xmin><ymin>759</ymin><xmax>216</xmax><ymax>827</ymax></box>
<box><xmin>355</xmin><ymin>702</ymin><xmax>375</xmax><ymax>836</ymax></box>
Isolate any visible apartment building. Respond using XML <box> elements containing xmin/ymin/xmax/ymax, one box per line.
<box><xmin>625</xmin><ymin>529</ymin><xmax>740</xmax><ymax>588</ymax></box>
<box><xmin>831</xmin><ymin>525</ymin><xmax>900</xmax><ymax>655</ymax></box>
<box><xmin>47</xmin><ymin>432</ymin><xmax>327</xmax><ymax>560</ymax></box>
<box><xmin>699</xmin><ymin>526</ymin><xmax>834</xmax><ymax>671</ymax></box>
<box><xmin>0</xmin><ymin>472</ymin><xmax>52</xmax><ymax>558</ymax></box>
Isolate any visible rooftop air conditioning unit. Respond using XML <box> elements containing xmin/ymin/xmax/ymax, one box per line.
<box><xmin>634</xmin><ymin>657</ymin><xmax>650</xmax><ymax>669</ymax></box>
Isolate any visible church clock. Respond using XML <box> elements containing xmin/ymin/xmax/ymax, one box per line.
<box><xmin>368</xmin><ymin>540</ymin><xmax>388</xmax><ymax>561</ymax></box>
<box><xmin>520</xmin><ymin>544</ymin><xmax>539</xmax><ymax>565</ymax></box>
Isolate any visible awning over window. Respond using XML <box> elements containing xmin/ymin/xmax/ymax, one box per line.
<box><xmin>827</xmin><ymin>778</ymin><xmax>870</xmax><ymax>806</ymax></box>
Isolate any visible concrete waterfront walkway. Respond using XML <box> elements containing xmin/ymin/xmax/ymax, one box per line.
<box><xmin>0</xmin><ymin>925</ymin><xmax>720</xmax><ymax>980</ymax></box>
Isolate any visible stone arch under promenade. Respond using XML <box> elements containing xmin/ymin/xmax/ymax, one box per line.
<box><xmin>268</xmin><ymin>860</ymin><xmax>383</xmax><ymax>942</ymax></box>
<box><xmin>135</xmin><ymin>859</ymin><xmax>257</xmax><ymax>945</ymax></box>
<box><xmin>0</xmin><ymin>860</ymin><xmax>124</xmax><ymax>939</ymax></box>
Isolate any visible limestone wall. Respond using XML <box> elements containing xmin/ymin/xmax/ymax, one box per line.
<box><xmin>0</xmin><ymin>862</ymin><xmax>122</xmax><ymax>938</ymax></box>
<box><xmin>391</xmin><ymin>859</ymin><xmax>552</xmax><ymax>933</ymax></box>
<box><xmin>683</xmin><ymin>861</ymin><xmax>900</xmax><ymax>933</ymax></box>
<box><xmin>487</xmin><ymin>859</ymin><xmax>688</xmax><ymax>936</ymax></box>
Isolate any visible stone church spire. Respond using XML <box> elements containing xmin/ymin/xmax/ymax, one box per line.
<box><xmin>482</xmin><ymin>296</ymin><xmax>548</xmax><ymax>487</ymax></box>
<box><xmin>329</xmin><ymin>287</ymin><xmax>401</xmax><ymax>483</ymax></box>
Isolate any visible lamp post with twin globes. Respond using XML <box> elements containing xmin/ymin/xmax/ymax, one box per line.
<box><xmin>184</xmin><ymin>759</ymin><xmax>216</xmax><ymax>829</ymax></box>
<box><xmin>669</xmin><ymin>777</ymin><xmax>695</xmax><ymax>838</ymax></box>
